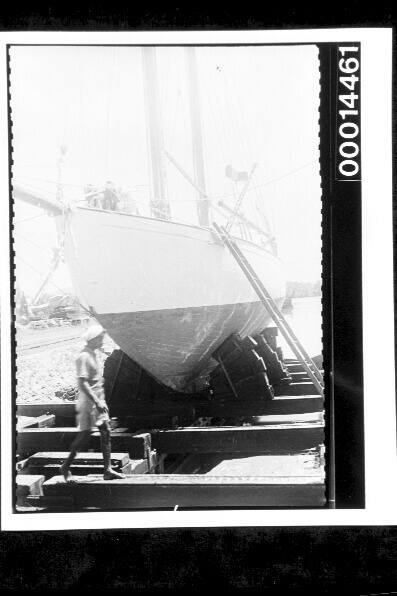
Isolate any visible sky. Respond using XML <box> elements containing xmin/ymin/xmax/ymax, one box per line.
<box><xmin>10</xmin><ymin>45</ymin><xmax>322</xmax><ymax>298</ymax></box>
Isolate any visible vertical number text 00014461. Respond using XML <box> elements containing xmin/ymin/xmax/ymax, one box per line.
<box><xmin>336</xmin><ymin>46</ymin><xmax>361</xmax><ymax>180</ymax></box>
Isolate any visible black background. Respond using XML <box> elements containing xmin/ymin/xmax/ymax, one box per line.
<box><xmin>320</xmin><ymin>44</ymin><xmax>364</xmax><ymax>508</ymax></box>
<box><xmin>1</xmin><ymin>3</ymin><xmax>396</xmax><ymax>593</ymax></box>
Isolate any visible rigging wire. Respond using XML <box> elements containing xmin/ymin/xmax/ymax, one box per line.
<box><xmin>214</xmin><ymin>69</ymin><xmax>232</xmax><ymax>169</ymax></box>
<box><xmin>14</xmin><ymin>175</ymin><xmax>150</xmax><ymax>196</ymax></box>
<box><xmin>77</xmin><ymin>45</ymin><xmax>85</xmax><ymax>179</ymax></box>
<box><xmin>14</xmin><ymin>175</ymin><xmax>83</xmax><ymax>188</ymax></box>
<box><xmin>203</xmin><ymin>62</ymin><xmax>230</xmax><ymax>206</ymax></box>
<box><xmin>158</xmin><ymin>48</ymin><xmax>170</xmax><ymax>122</ymax></box>
<box><xmin>221</xmin><ymin>53</ymin><xmax>269</xmax><ymax>234</ymax></box>
<box><xmin>220</xmin><ymin>56</ymin><xmax>256</xmax><ymax>229</ymax></box>
<box><xmin>14</xmin><ymin>213</ymin><xmax>46</xmax><ymax>224</ymax></box>
<box><xmin>15</xmin><ymin>255</ymin><xmax>65</xmax><ymax>290</ymax></box>
<box><xmin>168</xmin><ymin>86</ymin><xmax>182</xmax><ymax>152</ymax></box>
<box><xmin>14</xmin><ymin>163</ymin><xmax>54</xmax><ymax>169</ymax></box>
<box><xmin>14</xmin><ymin>232</ymin><xmax>55</xmax><ymax>255</ymax></box>
<box><xmin>204</xmin><ymin>56</ymin><xmax>229</xmax><ymax>172</ymax></box>
<box><xmin>222</xmin><ymin>58</ymin><xmax>250</xmax><ymax>169</ymax></box>
<box><xmin>252</xmin><ymin>50</ymin><xmax>276</xmax><ymax>233</ymax></box>
<box><xmin>212</xmin><ymin>159</ymin><xmax>318</xmax><ymax>200</ymax></box>
<box><xmin>15</xmin><ymin>255</ymin><xmax>92</xmax><ymax>316</ymax></box>
<box><xmin>14</xmin><ymin>159</ymin><xmax>317</xmax><ymax>207</ymax></box>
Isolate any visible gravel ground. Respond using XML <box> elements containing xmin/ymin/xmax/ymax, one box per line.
<box><xmin>15</xmin><ymin>326</ymin><xmax>116</xmax><ymax>403</ymax></box>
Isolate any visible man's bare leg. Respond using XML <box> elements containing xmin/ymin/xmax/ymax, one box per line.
<box><xmin>59</xmin><ymin>430</ymin><xmax>91</xmax><ymax>481</ymax></box>
<box><xmin>99</xmin><ymin>421</ymin><xmax>125</xmax><ymax>480</ymax></box>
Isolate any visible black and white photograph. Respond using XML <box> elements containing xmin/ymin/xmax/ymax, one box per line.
<box><xmin>0</xmin><ymin>29</ymin><xmax>394</xmax><ymax>528</ymax></box>
<box><xmin>11</xmin><ymin>43</ymin><xmax>325</xmax><ymax>511</ymax></box>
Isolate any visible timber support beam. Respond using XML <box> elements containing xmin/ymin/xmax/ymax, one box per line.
<box><xmin>150</xmin><ymin>423</ymin><xmax>324</xmax><ymax>455</ymax></box>
<box><xmin>40</xmin><ymin>473</ymin><xmax>326</xmax><ymax>509</ymax></box>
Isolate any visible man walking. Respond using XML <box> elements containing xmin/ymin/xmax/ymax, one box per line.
<box><xmin>60</xmin><ymin>324</ymin><xmax>125</xmax><ymax>481</ymax></box>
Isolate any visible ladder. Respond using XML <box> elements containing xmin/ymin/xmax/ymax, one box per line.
<box><xmin>213</xmin><ymin>222</ymin><xmax>324</xmax><ymax>396</ymax></box>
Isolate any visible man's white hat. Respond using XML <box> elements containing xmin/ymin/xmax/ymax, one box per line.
<box><xmin>83</xmin><ymin>323</ymin><xmax>106</xmax><ymax>343</ymax></box>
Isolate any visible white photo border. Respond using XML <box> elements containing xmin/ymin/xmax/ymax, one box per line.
<box><xmin>1</xmin><ymin>27</ymin><xmax>394</xmax><ymax>530</ymax></box>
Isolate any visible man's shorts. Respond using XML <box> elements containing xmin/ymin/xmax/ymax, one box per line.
<box><xmin>75</xmin><ymin>395</ymin><xmax>110</xmax><ymax>431</ymax></box>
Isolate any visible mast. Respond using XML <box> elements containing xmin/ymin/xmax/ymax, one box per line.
<box><xmin>142</xmin><ymin>47</ymin><xmax>170</xmax><ymax>220</ymax></box>
<box><xmin>185</xmin><ymin>47</ymin><xmax>210</xmax><ymax>227</ymax></box>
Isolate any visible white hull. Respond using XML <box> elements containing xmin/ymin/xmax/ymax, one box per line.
<box><xmin>60</xmin><ymin>207</ymin><xmax>286</xmax><ymax>390</ymax></box>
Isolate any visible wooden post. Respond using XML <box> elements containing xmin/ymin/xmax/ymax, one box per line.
<box><xmin>185</xmin><ymin>47</ymin><xmax>209</xmax><ymax>227</ymax></box>
<box><xmin>142</xmin><ymin>47</ymin><xmax>170</xmax><ymax>219</ymax></box>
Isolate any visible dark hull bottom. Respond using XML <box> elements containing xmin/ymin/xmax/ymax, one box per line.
<box><xmin>99</xmin><ymin>299</ymin><xmax>283</xmax><ymax>391</ymax></box>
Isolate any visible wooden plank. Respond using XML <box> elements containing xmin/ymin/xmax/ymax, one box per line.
<box><xmin>17</xmin><ymin>416</ymin><xmax>39</xmax><ymax>429</ymax></box>
<box><xmin>28</xmin><ymin>451</ymin><xmax>130</xmax><ymax>467</ymax></box>
<box><xmin>251</xmin><ymin>412</ymin><xmax>323</xmax><ymax>425</ymax></box>
<box><xmin>25</xmin><ymin>495</ymin><xmax>74</xmax><ymax>510</ymax></box>
<box><xmin>17</xmin><ymin>414</ymin><xmax>56</xmax><ymax>429</ymax></box>
<box><xmin>17</xmin><ymin>428</ymin><xmax>78</xmax><ymax>456</ymax></box>
<box><xmin>16</xmin><ymin>474</ymin><xmax>45</xmax><ymax>496</ymax></box>
<box><xmin>17</xmin><ymin>428</ymin><xmax>151</xmax><ymax>460</ymax></box>
<box><xmin>192</xmin><ymin>412</ymin><xmax>322</xmax><ymax>428</ymax></box>
<box><xmin>16</xmin><ymin>474</ymin><xmax>45</xmax><ymax>508</ymax></box>
<box><xmin>27</xmin><ymin>462</ymin><xmax>134</xmax><ymax>479</ymax></box>
<box><xmin>285</xmin><ymin>360</ymin><xmax>324</xmax><ymax>373</ymax></box>
<box><xmin>27</xmin><ymin>452</ymin><xmax>153</xmax><ymax>477</ymax></box>
<box><xmin>151</xmin><ymin>423</ymin><xmax>324</xmax><ymax>454</ymax></box>
<box><xmin>17</xmin><ymin>401</ymin><xmax>197</xmax><ymax>426</ymax></box>
<box><xmin>274</xmin><ymin>382</ymin><xmax>316</xmax><ymax>396</ymax></box>
<box><xmin>17</xmin><ymin>402</ymin><xmax>76</xmax><ymax>426</ymax></box>
<box><xmin>16</xmin><ymin>392</ymin><xmax>321</xmax><ymax>422</ymax></box>
<box><xmin>37</xmin><ymin>414</ymin><xmax>56</xmax><ymax>428</ymax></box>
<box><xmin>195</xmin><ymin>396</ymin><xmax>323</xmax><ymax>417</ymax></box>
<box><xmin>42</xmin><ymin>474</ymin><xmax>325</xmax><ymax>508</ymax></box>
<box><xmin>111</xmin><ymin>432</ymin><xmax>151</xmax><ymax>459</ymax></box>
<box><xmin>146</xmin><ymin>449</ymin><xmax>159</xmax><ymax>473</ymax></box>
<box><xmin>288</xmin><ymin>372</ymin><xmax>310</xmax><ymax>382</ymax></box>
